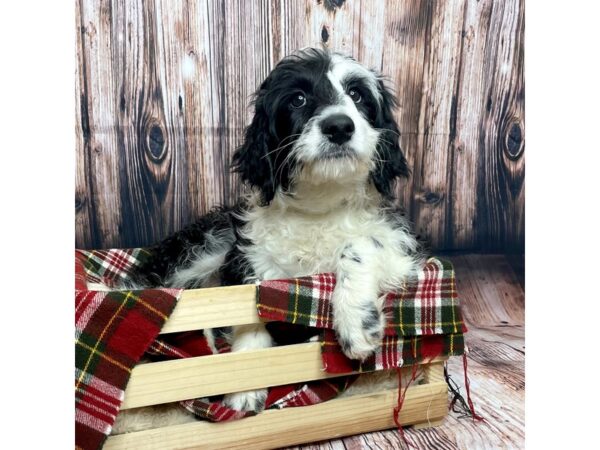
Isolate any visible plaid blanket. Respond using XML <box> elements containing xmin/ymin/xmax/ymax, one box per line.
<box><xmin>75</xmin><ymin>251</ymin><xmax>180</xmax><ymax>450</ymax></box>
<box><xmin>75</xmin><ymin>249</ymin><xmax>466</xmax><ymax>450</ymax></box>
<box><xmin>258</xmin><ymin>258</ymin><xmax>466</xmax><ymax>373</ymax></box>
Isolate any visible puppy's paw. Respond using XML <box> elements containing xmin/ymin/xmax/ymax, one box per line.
<box><xmin>333</xmin><ymin>300</ymin><xmax>385</xmax><ymax>362</ymax></box>
<box><xmin>222</xmin><ymin>388</ymin><xmax>267</xmax><ymax>413</ymax></box>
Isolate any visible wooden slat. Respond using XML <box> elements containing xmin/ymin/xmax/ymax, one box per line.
<box><xmin>122</xmin><ymin>342</ymin><xmax>342</xmax><ymax>409</ymax></box>
<box><xmin>422</xmin><ymin>358</ymin><xmax>445</xmax><ymax>384</ymax></box>
<box><xmin>107</xmin><ymin>381</ymin><xmax>448</xmax><ymax>450</ymax></box>
<box><xmin>159</xmin><ymin>284</ymin><xmax>258</xmax><ymax>333</ymax></box>
<box><xmin>123</xmin><ymin>338</ymin><xmax>445</xmax><ymax>410</ymax></box>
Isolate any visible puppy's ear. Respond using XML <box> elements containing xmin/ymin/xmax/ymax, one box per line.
<box><xmin>370</xmin><ymin>79</ymin><xmax>409</xmax><ymax>199</ymax></box>
<box><xmin>231</xmin><ymin>93</ymin><xmax>278</xmax><ymax>205</ymax></box>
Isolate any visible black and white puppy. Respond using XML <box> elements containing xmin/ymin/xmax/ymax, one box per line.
<box><xmin>131</xmin><ymin>48</ymin><xmax>423</xmax><ymax>412</ymax></box>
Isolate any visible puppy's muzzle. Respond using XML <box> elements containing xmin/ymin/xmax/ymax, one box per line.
<box><xmin>320</xmin><ymin>113</ymin><xmax>355</xmax><ymax>145</ymax></box>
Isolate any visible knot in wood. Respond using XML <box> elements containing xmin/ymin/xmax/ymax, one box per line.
<box><xmin>321</xmin><ymin>25</ymin><xmax>330</xmax><ymax>43</ymax></box>
<box><xmin>75</xmin><ymin>196</ymin><xmax>84</xmax><ymax>211</ymax></box>
<box><xmin>504</xmin><ymin>121</ymin><xmax>524</xmax><ymax>160</ymax></box>
<box><xmin>418</xmin><ymin>191</ymin><xmax>443</xmax><ymax>205</ymax></box>
<box><xmin>321</xmin><ymin>0</ymin><xmax>346</xmax><ymax>13</ymax></box>
<box><xmin>146</xmin><ymin>122</ymin><xmax>167</xmax><ymax>162</ymax></box>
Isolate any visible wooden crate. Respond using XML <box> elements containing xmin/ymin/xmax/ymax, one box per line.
<box><xmin>104</xmin><ymin>285</ymin><xmax>449</xmax><ymax>450</ymax></box>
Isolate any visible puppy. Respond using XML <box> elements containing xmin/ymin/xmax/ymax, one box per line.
<box><xmin>128</xmin><ymin>48</ymin><xmax>423</xmax><ymax>413</ymax></box>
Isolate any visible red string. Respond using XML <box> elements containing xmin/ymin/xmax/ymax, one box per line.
<box><xmin>462</xmin><ymin>352</ymin><xmax>484</xmax><ymax>422</ymax></box>
<box><xmin>393</xmin><ymin>347</ymin><xmax>484</xmax><ymax>449</ymax></box>
<box><xmin>393</xmin><ymin>342</ymin><xmax>422</xmax><ymax>449</ymax></box>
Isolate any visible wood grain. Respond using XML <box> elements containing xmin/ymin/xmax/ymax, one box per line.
<box><xmin>410</xmin><ymin>0</ymin><xmax>465</xmax><ymax>250</ymax></box>
<box><xmin>107</xmin><ymin>376</ymin><xmax>447</xmax><ymax>450</ymax></box>
<box><xmin>122</xmin><ymin>336</ymin><xmax>445</xmax><ymax>410</ymax></box>
<box><xmin>75</xmin><ymin>0</ymin><xmax>524</xmax><ymax>252</ymax></box>
<box><xmin>121</xmin><ymin>342</ymin><xmax>348</xmax><ymax>409</ymax></box>
<box><xmin>77</xmin><ymin>0</ymin><xmax>125</xmax><ymax>248</ymax></box>
<box><xmin>158</xmin><ymin>284</ymin><xmax>259</xmax><ymax>333</ymax></box>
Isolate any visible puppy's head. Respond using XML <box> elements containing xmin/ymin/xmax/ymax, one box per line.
<box><xmin>232</xmin><ymin>48</ymin><xmax>408</xmax><ymax>205</ymax></box>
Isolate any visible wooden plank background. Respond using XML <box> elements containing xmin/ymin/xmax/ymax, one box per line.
<box><xmin>75</xmin><ymin>0</ymin><xmax>524</xmax><ymax>252</ymax></box>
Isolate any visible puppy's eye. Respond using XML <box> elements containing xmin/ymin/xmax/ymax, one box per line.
<box><xmin>348</xmin><ymin>88</ymin><xmax>362</xmax><ymax>103</ymax></box>
<box><xmin>291</xmin><ymin>93</ymin><xmax>307</xmax><ymax>108</ymax></box>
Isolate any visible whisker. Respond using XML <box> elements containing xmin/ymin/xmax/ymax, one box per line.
<box><xmin>260</xmin><ymin>134</ymin><xmax>303</xmax><ymax>159</ymax></box>
<box><xmin>261</xmin><ymin>139</ymin><xmax>298</xmax><ymax>159</ymax></box>
<box><xmin>274</xmin><ymin>144</ymin><xmax>300</xmax><ymax>185</ymax></box>
<box><xmin>373</xmin><ymin>128</ymin><xmax>401</xmax><ymax>138</ymax></box>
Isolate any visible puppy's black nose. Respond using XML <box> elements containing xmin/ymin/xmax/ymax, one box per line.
<box><xmin>320</xmin><ymin>114</ymin><xmax>355</xmax><ymax>145</ymax></box>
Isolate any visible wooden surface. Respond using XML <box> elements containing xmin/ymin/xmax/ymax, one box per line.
<box><xmin>284</xmin><ymin>254</ymin><xmax>525</xmax><ymax>449</ymax></box>
<box><xmin>122</xmin><ymin>342</ymin><xmax>351</xmax><ymax>409</ymax></box>
<box><xmin>108</xmin><ymin>363</ymin><xmax>448</xmax><ymax>450</ymax></box>
<box><xmin>75</xmin><ymin>0</ymin><xmax>524</xmax><ymax>253</ymax></box>
<box><xmin>160</xmin><ymin>284</ymin><xmax>258</xmax><ymax>333</ymax></box>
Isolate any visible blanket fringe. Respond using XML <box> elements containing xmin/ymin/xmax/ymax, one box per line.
<box><xmin>462</xmin><ymin>351</ymin><xmax>484</xmax><ymax>421</ymax></box>
<box><xmin>444</xmin><ymin>349</ymin><xmax>484</xmax><ymax>422</ymax></box>
<box><xmin>393</xmin><ymin>364</ymin><xmax>419</xmax><ymax>449</ymax></box>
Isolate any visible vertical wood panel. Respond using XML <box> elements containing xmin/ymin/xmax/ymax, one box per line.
<box><xmin>153</xmin><ymin>0</ymin><xmax>193</xmax><ymax>233</ymax></box>
<box><xmin>450</xmin><ymin>0</ymin><xmax>494</xmax><ymax>250</ymax></box>
<box><xmin>411</xmin><ymin>0</ymin><xmax>466</xmax><ymax>250</ymax></box>
<box><xmin>477</xmin><ymin>0</ymin><xmax>524</xmax><ymax>251</ymax></box>
<box><xmin>75</xmin><ymin>0</ymin><xmax>95</xmax><ymax>247</ymax></box>
<box><xmin>75</xmin><ymin>0</ymin><xmax>525</xmax><ymax>253</ymax></box>
<box><xmin>183</xmin><ymin>0</ymin><xmax>222</xmax><ymax>219</ymax></box>
<box><xmin>352</xmin><ymin>1</ymin><xmax>386</xmax><ymax>70</ymax></box>
<box><xmin>381</xmin><ymin>0</ymin><xmax>433</xmax><ymax>235</ymax></box>
<box><xmin>77</xmin><ymin>0</ymin><xmax>125</xmax><ymax>247</ymax></box>
<box><xmin>222</xmin><ymin>0</ymin><xmax>273</xmax><ymax>201</ymax></box>
<box><xmin>111</xmin><ymin>0</ymin><xmax>173</xmax><ymax>247</ymax></box>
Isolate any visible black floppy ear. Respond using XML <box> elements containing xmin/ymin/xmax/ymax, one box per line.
<box><xmin>370</xmin><ymin>79</ymin><xmax>409</xmax><ymax>199</ymax></box>
<box><xmin>231</xmin><ymin>96</ymin><xmax>278</xmax><ymax>205</ymax></box>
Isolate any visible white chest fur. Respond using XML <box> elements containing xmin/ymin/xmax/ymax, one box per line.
<box><xmin>243</xmin><ymin>206</ymin><xmax>376</xmax><ymax>278</ymax></box>
<box><xmin>239</xmin><ymin>185</ymin><xmax>420</xmax><ymax>284</ymax></box>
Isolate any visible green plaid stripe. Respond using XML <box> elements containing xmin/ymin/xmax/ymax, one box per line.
<box><xmin>76</xmin><ymin>248</ymin><xmax>151</xmax><ymax>286</ymax></box>
<box><xmin>75</xmin><ymin>285</ymin><xmax>179</xmax><ymax>450</ymax></box>
<box><xmin>258</xmin><ymin>258</ymin><xmax>465</xmax><ymax>337</ymax></box>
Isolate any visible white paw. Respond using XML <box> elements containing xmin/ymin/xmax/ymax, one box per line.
<box><xmin>222</xmin><ymin>388</ymin><xmax>268</xmax><ymax>412</ymax></box>
<box><xmin>333</xmin><ymin>298</ymin><xmax>385</xmax><ymax>362</ymax></box>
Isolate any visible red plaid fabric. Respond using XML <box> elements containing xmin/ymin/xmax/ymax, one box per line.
<box><xmin>257</xmin><ymin>258</ymin><xmax>466</xmax><ymax>373</ymax></box>
<box><xmin>76</xmin><ymin>248</ymin><xmax>151</xmax><ymax>287</ymax></box>
<box><xmin>257</xmin><ymin>273</ymin><xmax>336</xmax><ymax>328</ymax></box>
<box><xmin>265</xmin><ymin>376</ymin><xmax>357</xmax><ymax>409</ymax></box>
<box><xmin>75</xmin><ymin>252</ymin><xmax>88</xmax><ymax>290</ymax></box>
<box><xmin>321</xmin><ymin>331</ymin><xmax>464</xmax><ymax>373</ymax></box>
<box><xmin>75</xmin><ymin>285</ymin><xmax>180</xmax><ymax>450</ymax></box>
<box><xmin>180</xmin><ymin>398</ymin><xmax>255</xmax><ymax>421</ymax></box>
